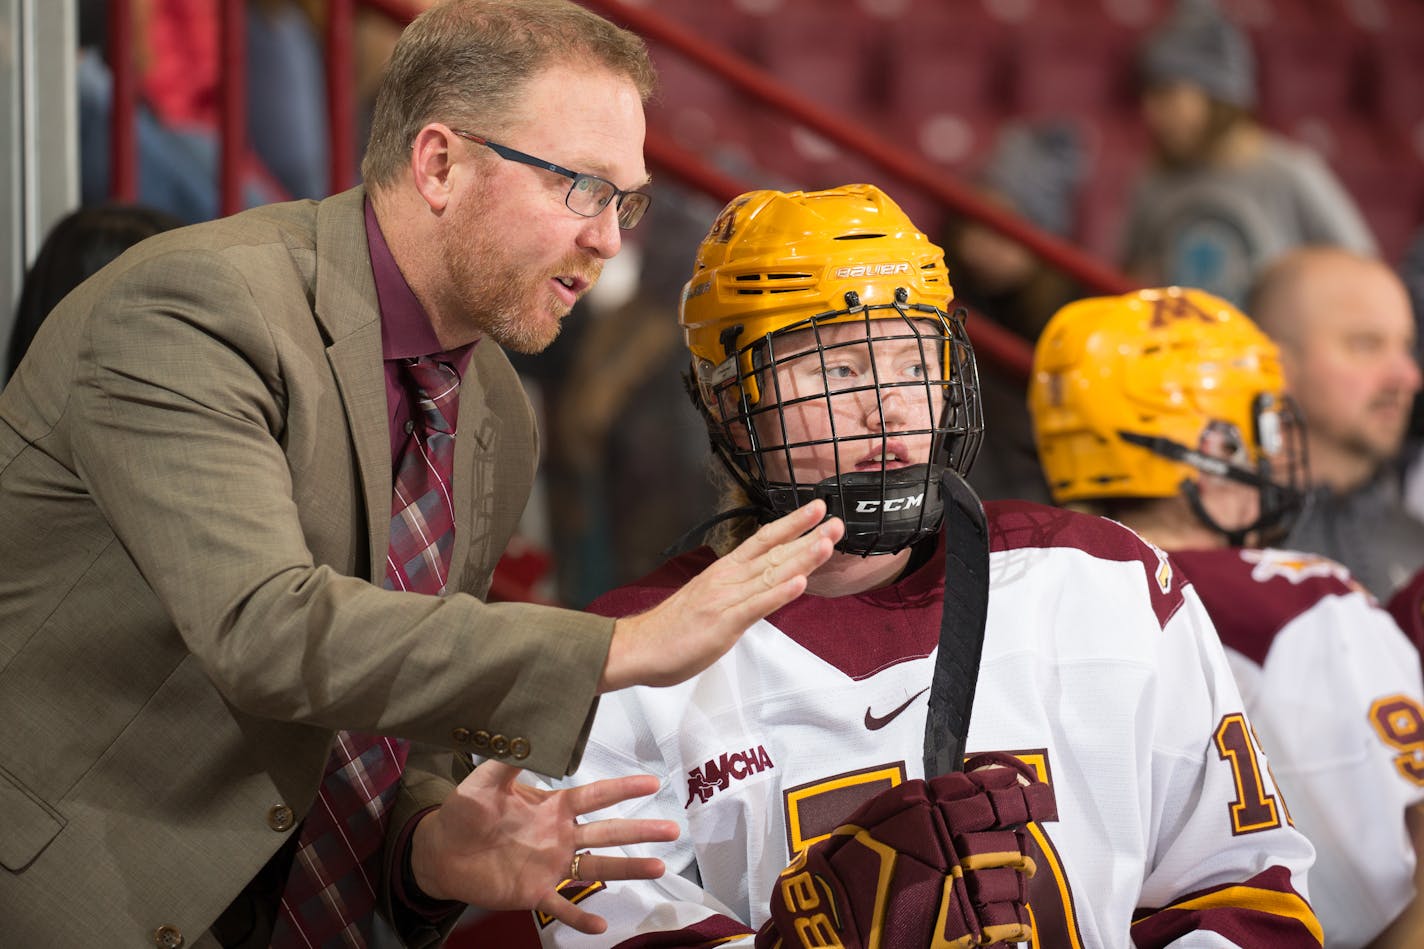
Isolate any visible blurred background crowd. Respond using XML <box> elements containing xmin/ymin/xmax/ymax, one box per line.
<box><xmin>6</xmin><ymin>0</ymin><xmax>1424</xmax><ymax>610</ymax></box>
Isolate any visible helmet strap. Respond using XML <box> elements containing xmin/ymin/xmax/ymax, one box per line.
<box><xmin>1180</xmin><ymin>479</ymin><xmax>1251</xmax><ymax>547</ymax></box>
<box><xmin>1123</xmin><ymin>429</ymin><xmax>1304</xmax><ymax>547</ymax></box>
<box><xmin>659</xmin><ymin>504</ymin><xmax>765</xmax><ymax>561</ymax></box>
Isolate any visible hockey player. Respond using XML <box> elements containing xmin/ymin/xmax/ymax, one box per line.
<box><xmin>1028</xmin><ymin>287</ymin><xmax>1424</xmax><ymax>948</ymax></box>
<box><xmin>533</xmin><ymin>185</ymin><xmax>1321</xmax><ymax>948</ymax></box>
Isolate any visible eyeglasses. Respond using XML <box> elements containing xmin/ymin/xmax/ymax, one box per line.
<box><xmin>450</xmin><ymin>129</ymin><xmax>651</xmax><ymax>229</ymax></box>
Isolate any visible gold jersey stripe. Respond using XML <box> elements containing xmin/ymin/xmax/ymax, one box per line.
<box><xmin>1132</xmin><ymin>886</ymin><xmax>1323</xmax><ymax>945</ymax></box>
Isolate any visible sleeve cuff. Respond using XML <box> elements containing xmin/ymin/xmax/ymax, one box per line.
<box><xmin>393</xmin><ymin>807</ymin><xmax>466</xmax><ymax>922</ymax></box>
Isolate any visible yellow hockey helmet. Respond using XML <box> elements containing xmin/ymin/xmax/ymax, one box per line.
<box><xmin>679</xmin><ymin>184</ymin><xmax>983</xmax><ymax>555</ymax></box>
<box><xmin>1029</xmin><ymin>286</ymin><xmax>1305</xmax><ymax>539</ymax></box>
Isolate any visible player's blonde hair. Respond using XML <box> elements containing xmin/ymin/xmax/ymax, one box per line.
<box><xmin>705</xmin><ymin>468</ymin><xmax>759</xmax><ymax>557</ymax></box>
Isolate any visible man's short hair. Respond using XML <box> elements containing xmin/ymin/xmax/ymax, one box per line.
<box><xmin>361</xmin><ymin>0</ymin><xmax>656</xmax><ymax>188</ymax></box>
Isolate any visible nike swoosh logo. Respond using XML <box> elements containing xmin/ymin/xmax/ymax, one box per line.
<box><xmin>864</xmin><ymin>686</ymin><xmax>930</xmax><ymax>730</ymax></box>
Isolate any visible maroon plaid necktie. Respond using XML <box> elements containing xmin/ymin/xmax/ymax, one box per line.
<box><xmin>272</xmin><ymin>357</ymin><xmax>460</xmax><ymax>948</ymax></box>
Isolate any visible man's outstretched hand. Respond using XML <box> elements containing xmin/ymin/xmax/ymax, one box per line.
<box><xmin>410</xmin><ymin>759</ymin><xmax>678</xmax><ymax>934</ymax></box>
<box><xmin>602</xmin><ymin>499</ymin><xmax>844</xmax><ymax>692</ymax></box>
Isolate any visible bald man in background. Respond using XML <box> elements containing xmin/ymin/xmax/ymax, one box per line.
<box><xmin>1249</xmin><ymin>247</ymin><xmax>1424</xmax><ymax>599</ymax></box>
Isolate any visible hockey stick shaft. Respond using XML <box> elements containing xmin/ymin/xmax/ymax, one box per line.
<box><xmin>923</xmin><ymin>469</ymin><xmax>991</xmax><ymax>778</ymax></box>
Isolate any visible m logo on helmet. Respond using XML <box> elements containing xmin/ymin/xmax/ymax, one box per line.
<box><xmin>855</xmin><ymin>494</ymin><xmax>925</xmax><ymax>514</ymax></box>
<box><xmin>835</xmin><ymin>262</ymin><xmax>911</xmax><ymax>279</ymax></box>
<box><xmin>1148</xmin><ymin>294</ymin><xmax>1218</xmax><ymax>328</ymax></box>
<box><xmin>708</xmin><ymin>196</ymin><xmax>750</xmax><ymax>244</ymax></box>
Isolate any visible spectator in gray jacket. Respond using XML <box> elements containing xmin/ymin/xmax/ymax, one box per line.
<box><xmin>1121</xmin><ymin>0</ymin><xmax>1376</xmax><ymax>306</ymax></box>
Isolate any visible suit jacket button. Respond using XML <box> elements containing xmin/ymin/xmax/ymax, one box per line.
<box><xmin>452</xmin><ymin>727</ymin><xmax>472</xmax><ymax>744</ymax></box>
<box><xmin>472</xmin><ymin>730</ymin><xmax>491</xmax><ymax>750</ymax></box>
<box><xmin>489</xmin><ymin>734</ymin><xmax>510</xmax><ymax>757</ymax></box>
<box><xmin>153</xmin><ymin>925</ymin><xmax>184</xmax><ymax>948</ymax></box>
<box><xmin>267</xmin><ymin>804</ymin><xmax>295</xmax><ymax>832</ymax></box>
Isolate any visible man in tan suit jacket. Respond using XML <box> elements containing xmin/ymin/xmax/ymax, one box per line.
<box><xmin>0</xmin><ymin>2</ymin><xmax>841</xmax><ymax>946</ymax></box>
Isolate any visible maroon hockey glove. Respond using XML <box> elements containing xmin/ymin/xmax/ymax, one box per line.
<box><xmin>756</xmin><ymin>752</ymin><xmax>1056</xmax><ymax>949</ymax></box>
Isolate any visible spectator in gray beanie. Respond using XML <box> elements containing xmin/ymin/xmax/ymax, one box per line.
<box><xmin>945</xmin><ymin>118</ymin><xmax>1089</xmax><ymax>506</ymax></box>
<box><xmin>1121</xmin><ymin>0</ymin><xmax>1375</xmax><ymax>305</ymax></box>
<box><xmin>1139</xmin><ymin>0</ymin><xmax>1255</xmax><ymax>112</ymax></box>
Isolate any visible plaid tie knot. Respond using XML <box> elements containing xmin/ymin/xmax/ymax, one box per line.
<box><xmin>405</xmin><ymin>356</ymin><xmax>458</xmax><ymax>436</ymax></box>
<box><xmin>384</xmin><ymin>357</ymin><xmax>461</xmax><ymax>597</ymax></box>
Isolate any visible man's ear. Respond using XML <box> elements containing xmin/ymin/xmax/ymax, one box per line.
<box><xmin>410</xmin><ymin>124</ymin><xmax>461</xmax><ymax>213</ymax></box>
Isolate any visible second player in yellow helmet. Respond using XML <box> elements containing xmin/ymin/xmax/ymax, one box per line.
<box><xmin>1029</xmin><ymin>286</ymin><xmax>1306</xmax><ymax>545</ymax></box>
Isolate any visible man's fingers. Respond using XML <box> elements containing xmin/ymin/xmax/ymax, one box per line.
<box><xmin>723</xmin><ymin>521</ymin><xmax>840</xmax><ymax>620</ymax></box>
<box><xmin>569</xmin><ymin>853</ymin><xmax>666</xmax><ymax>883</ymax></box>
<box><xmin>534</xmin><ymin>893</ymin><xmax>608</xmax><ymax>936</ymax></box>
<box><xmin>575</xmin><ymin>817</ymin><xmax>679</xmax><ymax>851</ymax></box>
<box><xmin>726</xmin><ymin>499</ymin><xmax>828</xmax><ymax>563</ymax></box>
<box><xmin>600</xmin><ymin>506</ymin><xmax>843</xmax><ymax>693</ymax></box>
<box><xmin>728</xmin><ymin>576</ymin><xmax>811</xmax><ymax>625</ymax></box>
<box><xmin>732</xmin><ymin>515</ymin><xmax>841</xmax><ymax>589</ymax></box>
<box><xmin>770</xmin><ymin>518</ymin><xmax>842</xmax><ymax>580</ymax></box>
<box><xmin>566</xmin><ymin>773</ymin><xmax>662</xmax><ymax>816</ymax></box>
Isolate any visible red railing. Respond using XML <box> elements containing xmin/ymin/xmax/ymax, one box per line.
<box><xmin>104</xmin><ymin>0</ymin><xmax>138</xmax><ymax>202</ymax></box>
<box><xmin>326</xmin><ymin>0</ymin><xmax>359</xmax><ymax>194</ymax></box>
<box><xmin>104</xmin><ymin>0</ymin><xmax>1137</xmax><ymax>380</ymax></box>
<box><xmin>218</xmin><ymin>0</ymin><xmax>247</xmax><ymax>215</ymax></box>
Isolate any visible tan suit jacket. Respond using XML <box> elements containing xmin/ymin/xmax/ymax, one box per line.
<box><xmin>0</xmin><ymin>187</ymin><xmax>613</xmax><ymax>947</ymax></box>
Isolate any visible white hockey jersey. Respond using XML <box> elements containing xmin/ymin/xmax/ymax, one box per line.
<box><xmin>536</xmin><ymin>502</ymin><xmax>1321</xmax><ymax>948</ymax></box>
<box><xmin>1173</xmin><ymin>547</ymin><xmax>1424</xmax><ymax>948</ymax></box>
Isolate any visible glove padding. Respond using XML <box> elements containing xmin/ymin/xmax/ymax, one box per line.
<box><xmin>756</xmin><ymin>752</ymin><xmax>1057</xmax><ymax>949</ymax></box>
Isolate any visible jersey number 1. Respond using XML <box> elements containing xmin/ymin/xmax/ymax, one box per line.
<box><xmin>1214</xmin><ymin>713</ymin><xmax>1287</xmax><ymax>834</ymax></box>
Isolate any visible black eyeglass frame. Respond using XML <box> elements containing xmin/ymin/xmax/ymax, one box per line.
<box><xmin>450</xmin><ymin>129</ymin><xmax>651</xmax><ymax>229</ymax></box>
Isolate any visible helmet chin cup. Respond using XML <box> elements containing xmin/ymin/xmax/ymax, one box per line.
<box><xmin>764</xmin><ymin>465</ymin><xmax>944</xmax><ymax>556</ymax></box>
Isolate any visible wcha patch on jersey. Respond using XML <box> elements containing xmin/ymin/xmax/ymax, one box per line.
<box><xmin>685</xmin><ymin>745</ymin><xmax>775</xmax><ymax>808</ymax></box>
<box><xmin>1240</xmin><ymin>549</ymin><xmax>1351</xmax><ymax>586</ymax></box>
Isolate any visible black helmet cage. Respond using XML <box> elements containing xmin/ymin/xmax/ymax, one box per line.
<box><xmin>698</xmin><ymin>294</ymin><xmax>984</xmax><ymax>556</ymax></box>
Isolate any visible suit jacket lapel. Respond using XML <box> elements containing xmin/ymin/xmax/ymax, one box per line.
<box><xmin>448</xmin><ymin>344</ymin><xmax>499</xmax><ymax>586</ymax></box>
<box><xmin>313</xmin><ymin>188</ymin><xmax>391</xmax><ymax>582</ymax></box>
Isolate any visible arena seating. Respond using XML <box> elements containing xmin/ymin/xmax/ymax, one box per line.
<box><xmin>636</xmin><ymin>0</ymin><xmax>1424</xmax><ymax>263</ymax></box>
